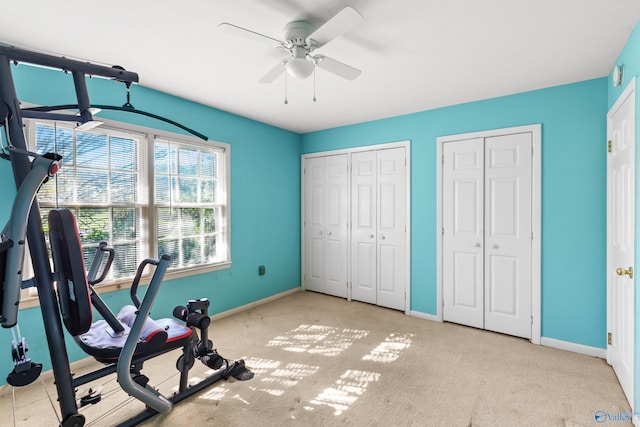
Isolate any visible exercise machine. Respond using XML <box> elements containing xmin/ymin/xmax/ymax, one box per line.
<box><xmin>0</xmin><ymin>44</ymin><xmax>253</xmax><ymax>426</ymax></box>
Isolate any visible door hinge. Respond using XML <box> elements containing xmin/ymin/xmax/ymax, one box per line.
<box><xmin>608</xmin><ymin>332</ymin><xmax>612</xmax><ymax>345</ymax></box>
<box><xmin>608</xmin><ymin>140</ymin><xmax>612</xmax><ymax>153</ymax></box>
<box><xmin>442</xmin><ymin>227</ymin><xmax>444</xmax><ymax>235</ymax></box>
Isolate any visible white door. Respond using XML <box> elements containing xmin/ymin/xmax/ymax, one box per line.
<box><xmin>442</xmin><ymin>138</ymin><xmax>485</xmax><ymax>328</ymax></box>
<box><xmin>304</xmin><ymin>154</ymin><xmax>348</xmax><ymax>297</ymax></box>
<box><xmin>324</xmin><ymin>154</ymin><xmax>349</xmax><ymax>298</ymax></box>
<box><xmin>305</xmin><ymin>156</ymin><xmax>325</xmax><ymax>293</ymax></box>
<box><xmin>351</xmin><ymin>147</ymin><xmax>407</xmax><ymax>310</ymax></box>
<box><xmin>351</xmin><ymin>150</ymin><xmax>377</xmax><ymax>304</ymax></box>
<box><xmin>442</xmin><ymin>133</ymin><xmax>532</xmax><ymax>339</ymax></box>
<box><xmin>377</xmin><ymin>147</ymin><xmax>406</xmax><ymax>310</ymax></box>
<box><xmin>484</xmin><ymin>133</ymin><xmax>532</xmax><ymax>339</ymax></box>
<box><xmin>607</xmin><ymin>81</ymin><xmax>635</xmax><ymax>407</ymax></box>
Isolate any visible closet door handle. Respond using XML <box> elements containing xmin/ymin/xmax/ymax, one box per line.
<box><xmin>327</xmin><ymin>232</ymin><xmax>332</xmax><ymax>236</ymax></box>
<box><xmin>369</xmin><ymin>234</ymin><xmax>374</xmax><ymax>238</ymax></box>
<box><xmin>381</xmin><ymin>235</ymin><xmax>386</xmax><ymax>240</ymax></box>
<box><xmin>492</xmin><ymin>244</ymin><xmax>499</xmax><ymax>249</ymax></box>
<box><xmin>319</xmin><ymin>231</ymin><xmax>323</xmax><ymax>235</ymax></box>
<box><xmin>474</xmin><ymin>243</ymin><xmax>481</xmax><ymax>247</ymax></box>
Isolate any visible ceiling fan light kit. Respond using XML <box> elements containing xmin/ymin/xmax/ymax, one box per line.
<box><xmin>286</xmin><ymin>45</ymin><xmax>315</xmax><ymax>79</ymax></box>
<box><xmin>219</xmin><ymin>6</ymin><xmax>363</xmax><ymax>102</ymax></box>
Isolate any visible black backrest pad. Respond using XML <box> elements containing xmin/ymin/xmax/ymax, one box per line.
<box><xmin>48</xmin><ymin>209</ymin><xmax>92</xmax><ymax>336</ymax></box>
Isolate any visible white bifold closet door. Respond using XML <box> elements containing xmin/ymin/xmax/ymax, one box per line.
<box><xmin>443</xmin><ymin>133</ymin><xmax>532</xmax><ymax>339</ymax></box>
<box><xmin>351</xmin><ymin>147</ymin><xmax>406</xmax><ymax>311</ymax></box>
<box><xmin>304</xmin><ymin>154</ymin><xmax>349</xmax><ymax>298</ymax></box>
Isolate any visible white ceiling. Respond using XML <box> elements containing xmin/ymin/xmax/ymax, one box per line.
<box><xmin>1</xmin><ymin>1</ymin><xmax>639</xmax><ymax>133</ymax></box>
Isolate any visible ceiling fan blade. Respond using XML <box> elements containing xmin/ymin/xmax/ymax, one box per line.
<box><xmin>308</xmin><ymin>6</ymin><xmax>363</xmax><ymax>48</ymax></box>
<box><xmin>314</xmin><ymin>55</ymin><xmax>361</xmax><ymax>80</ymax></box>
<box><xmin>258</xmin><ymin>60</ymin><xmax>286</xmax><ymax>84</ymax></box>
<box><xmin>218</xmin><ymin>22</ymin><xmax>283</xmax><ymax>46</ymax></box>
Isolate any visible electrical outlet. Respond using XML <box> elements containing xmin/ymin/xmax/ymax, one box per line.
<box><xmin>258</xmin><ymin>265</ymin><xmax>265</xmax><ymax>276</ymax></box>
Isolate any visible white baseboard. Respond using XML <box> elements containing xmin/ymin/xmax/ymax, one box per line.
<box><xmin>634</xmin><ymin>414</ymin><xmax>639</xmax><ymax>427</ymax></box>
<box><xmin>409</xmin><ymin>310</ymin><xmax>441</xmax><ymax>322</ymax></box>
<box><xmin>211</xmin><ymin>287</ymin><xmax>301</xmax><ymax>321</ymax></box>
<box><xmin>405</xmin><ymin>317</ymin><xmax>605</xmax><ymax>360</ymax></box>
<box><xmin>540</xmin><ymin>337</ymin><xmax>606</xmax><ymax>359</ymax></box>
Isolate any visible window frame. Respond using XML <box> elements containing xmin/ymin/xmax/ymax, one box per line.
<box><xmin>20</xmin><ymin>117</ymin><xmax>231</xmax><ymax>302</ymax></box>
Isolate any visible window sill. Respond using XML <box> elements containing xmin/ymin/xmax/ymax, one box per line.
<box><xmin>18</xmin><ymin>261</ymin><xmax>232</xmax><ymax>310</ymax></box>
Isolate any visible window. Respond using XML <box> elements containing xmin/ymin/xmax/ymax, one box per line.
<box><xmin>25</xmin><ymin>120</ymin><xmax>230</xmax><ymax>287</ymax></box>
<box><xmin>154</xmin><ymin>138</ymin><xmax>228</xmax><ymax>269</ymax></box>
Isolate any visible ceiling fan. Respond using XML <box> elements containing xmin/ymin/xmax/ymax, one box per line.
<box><xmin>219</xmin><ymin>6</ymin><xmax>363</xmax><ymax>85</ymax></box>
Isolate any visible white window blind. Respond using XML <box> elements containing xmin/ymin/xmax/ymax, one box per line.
<box><xmin>154</xmin><ymin>138</ymin><xmax>227</xmax><ymax>269</ymax></box>
<box><xmin>32</xmin><ymin>122</ymin><xmax>146</xmax><ymax>281</ymax></box>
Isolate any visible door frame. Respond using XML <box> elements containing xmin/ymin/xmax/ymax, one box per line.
<box><xmin>301</xmin><ymin>140</ymin><xmax>411</xmax><ymax>313</ymax></box>
<box><xmin>436</xmin><ymin>124</ymin><xmax>542</xmax><ymax>344</ymax></box>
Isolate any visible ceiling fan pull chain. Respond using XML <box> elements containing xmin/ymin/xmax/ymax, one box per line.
<box><xmin>313</xmin><ymin>66</ymin><xmax>317</xmax><ymax>102</ymax></box>
<box><xmin>284</xmin><ymin>70</ymin><xmax>288</xmax><ymax>104</ymax></box>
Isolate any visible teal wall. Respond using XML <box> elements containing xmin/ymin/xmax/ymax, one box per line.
<box><xmin>303</xmin><ymin>78</ymin><xmax>608</xmax><ymax>348</ymax></box>
<box><xmin>609</xmin><ymin>19</ymin><xmax>640</xmax><ymax>414</ymax></box>
<box><xmin>0</xmin><ymin>64</ymin><xmax>302</xmax><ymax>374</ymax></box>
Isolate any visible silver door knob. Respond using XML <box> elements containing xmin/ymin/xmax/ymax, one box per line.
<box><xmin>492</xmin><ymin>244</ymin><xmax>499</xmax><ymax>249</ymax></box>
<box><xmin>381</xmin><ymin>235</ymin><xmax>386</xmax><ymax>240</ymax></box>
<box><xmin>328</xmin><ymin>232</ymin><xmax>332</xmax><ymax>236</ymax></box>
<box><xmin>474</xmin><ymin>243</ymin><xmax>481</xmax><ymax>247</ymax></box>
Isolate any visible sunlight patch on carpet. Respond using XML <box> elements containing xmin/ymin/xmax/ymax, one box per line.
<box><xmin>267</xmin><ymin>324</ymin><xmax>369</xmax><ymax>356</ymax></box>
<box><xmin>362</xmin><ymin>332</ymin><xmax>413</xmax><ymax>363</ymax></box>
<box><xmin>260</xmin><ymin>363</ymin><xmax>320</xmax><ymax>388</ymax></box>
<box><xmin>309</xmin><ymin>369</ymin><xmax>380</xmax><ymax>415</ymax></box>
<box><xmin>241</xmin><ymin>357</ymin><xmax>320</xmax><ymax>397</ymax></box>
<box><xmin>199</xmin><ymin>385</ymin><xmax>229</xmax><ymax>400</ymax></box>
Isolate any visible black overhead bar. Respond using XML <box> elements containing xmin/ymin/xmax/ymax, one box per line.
<box><xmin>0</xmin><ymin>44</ymin><xmax>139</xmax><ymax>82</ymax></box>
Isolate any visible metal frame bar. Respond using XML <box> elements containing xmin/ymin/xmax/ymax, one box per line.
<box><xmin>0</xmin><ymin>45</ymin><xmax>138</xmax><ymax>82</ymax></box>
<box><xmin>1</xmin><ymin>155</ymin><xmax>59</xmax><ymax>327</ymax></box>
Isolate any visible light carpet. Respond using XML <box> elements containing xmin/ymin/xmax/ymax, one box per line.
<box><xmin>0</xmin><ymin>290</ymin><xmax>631</xmax><ymax>426</ymax></box>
